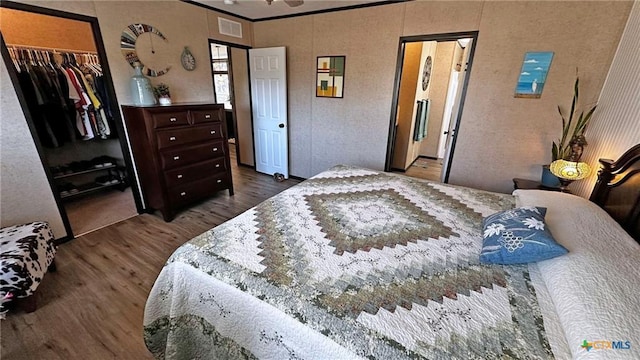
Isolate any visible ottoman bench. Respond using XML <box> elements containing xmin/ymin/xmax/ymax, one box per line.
<box><xmin>1</xmin><ymin>222</ymin><xmax>57</xmax><ymax>314</ymax></box>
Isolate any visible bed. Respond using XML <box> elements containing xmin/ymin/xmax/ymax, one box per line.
<box><xmin>143</xmin><ymin>144</ymin><xmax>640</xmax><ymax>359</ymax></box>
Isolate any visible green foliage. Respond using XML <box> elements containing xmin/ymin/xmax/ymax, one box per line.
<box><xmin>153</xmin><ymin>83</ymin><xmax>170</xmax><ymax>98</ymax></box>
<box><xmin>551</xmin><ymin>76</ymin><xmax>597</xmax><ymax>161</ymax></box>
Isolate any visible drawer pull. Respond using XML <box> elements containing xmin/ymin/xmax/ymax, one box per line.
<box><xmin>169</xmin><ymin>136</ymin><xmax>176</xmax><ymax>141</ymax></box>
<box><xmin>180</xmin><ymin>192</ymin><xmax>186</xmax><ymax>196</ymax></box>
<box><xmin>216</xmin><ymin>179</ymin><xmax>222</xmax><ymax>183</ymax></box>
<box><xmin>170</xmin><ymin>117</ymin><xmax>177</xmax><ymax>122</ymax></box>
<box><xmin>177</xmin><ymin>174</ymin><xmax>183</xmax><ymax>179</ymax></box>
<box><xmin>213</xmin><ymin>147</ymin><xmax>218</xmax><ymax>152</ymax></box>
<box><xmin>173</xmin><ymin>156</ymin><xmax>180</xmax><ymax>160</ymax></box>
<box><xmin>205</xmin><ymin>114</ymin><xmax>211</xmax><ymax>119</ymax></box>
<box><xmin>210</xmin><ymin>130</ymin><xmax>216</xmax><ymax>134</ymax></box>
<box><xmin>215</xmin><ymin>164</ymin><xmax>220</xmax><ymax>168</ymax></box>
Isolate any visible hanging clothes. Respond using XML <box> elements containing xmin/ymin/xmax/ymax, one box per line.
<box><xmin>7</xmin><ymin>46</ymin><xmax>115</xmax><ymax>147</ymax></box>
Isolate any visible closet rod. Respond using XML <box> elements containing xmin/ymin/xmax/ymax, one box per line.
<box><xmin>6</xmin><ymin>44</ymin><xmax>97</xmax><ymax>55</ymax></box>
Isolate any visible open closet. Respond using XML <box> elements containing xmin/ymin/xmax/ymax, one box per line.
<box><xmin>0</xmin><ymin>5</ymin><xmax>141</xmax><ymax>238</ymax></box>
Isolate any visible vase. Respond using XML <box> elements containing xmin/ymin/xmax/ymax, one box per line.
<box><xmin>541</xmin><ymin>164</ymin><xmax>561</xmax><ymax>188</ymax></box>
<box><xmin>158</xmin><ymin>96</ymin><xmax>172</xmax><ymax>105</ymax></box>
<box><xmin>130</xmin><ymin>63</ymin><xmax>157</xmax><ymax>106</ymax></box>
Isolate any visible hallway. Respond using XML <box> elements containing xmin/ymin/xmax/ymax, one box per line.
<box><xmin>395</xmin><ymin>157</ymin><xmax>443</xmax><ymax>182</ymax></box>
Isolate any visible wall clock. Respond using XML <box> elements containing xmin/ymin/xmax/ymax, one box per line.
<box><xmin>181</xmin><ymin>47</ymin><xmax>196</xmax><ymax>71</ymax></box>
<box><xmin>120</xmin><ymin>23</ymin><xmax>171</xmax><ymax>77</ymax></box>
<box><xmin>422</xmin><ymin>55</ymin><xmax>433</xmax><ymax>91</ymax></box>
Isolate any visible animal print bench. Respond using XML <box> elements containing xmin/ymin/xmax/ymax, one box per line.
<box><xmin>1</xmin><ymin>222</ymin><xmax>56</xmax><ymax>313</ymax></box>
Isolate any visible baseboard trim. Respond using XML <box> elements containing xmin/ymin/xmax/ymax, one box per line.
<box><xmin>54</xmin><ymin>235</ymin><xmax>73</xmax><ymax>245</ymax></box>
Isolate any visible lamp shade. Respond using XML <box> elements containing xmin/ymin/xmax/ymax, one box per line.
<box><xmin>549</xmin><ymin>160</ymin><xmax>591</xmax><ymax>180</ymax></box>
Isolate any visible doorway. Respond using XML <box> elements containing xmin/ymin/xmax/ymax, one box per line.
<box><xmin>385</xmin><ymin>32</ymin><xmax>478</xmax><ymax>183</ymax></box>
<box><xmin>208</xmin><ymin>39</ymin><xmax>254</xmax><ymax>168</ymax></box>
<box><xmin>0</xmin><ymin>2</ymin><xmax>142</xmax><ymax>240</ymax></box>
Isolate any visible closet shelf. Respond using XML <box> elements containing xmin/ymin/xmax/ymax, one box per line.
<box><xmin>54</xmin><ymin>164</ymin><xmax>117</xmax><ymax>179</ymax></box>
<box><xmin>60</xmin><ymin>181</ymin><xmax>125</xmax><ymax>200</ymax></box>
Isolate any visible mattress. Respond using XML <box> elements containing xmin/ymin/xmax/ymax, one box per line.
<box><xmin>144</xmin><ymin>166</ymin><xmax>639</xmax><ymax>359</ymax></box>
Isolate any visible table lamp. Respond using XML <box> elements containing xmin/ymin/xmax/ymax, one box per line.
<box><xmin>549</xmin><ymin>159</ymin><xmax>591</xmax><ymax>192</ymax></box>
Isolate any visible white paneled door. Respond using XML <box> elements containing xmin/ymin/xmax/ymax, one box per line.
<box><xmin>249</xmin><ymin>47</ymin><xmax>289</xmax><ymax>178</ymax></box>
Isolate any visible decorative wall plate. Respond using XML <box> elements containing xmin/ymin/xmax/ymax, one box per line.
<box><xmin>120</xmin><ymin>23</ymin><xmax>171</xmax><ymax>77</ymax></box>
<box><xmin>422</xmin><ymin>55</ymin><xmax>432</xmax><ymax>91</ymax></box>
<box><xmin>181</xmin><ymin>47</ymin><xmax>196</xmax><ymax>71</ymax></box>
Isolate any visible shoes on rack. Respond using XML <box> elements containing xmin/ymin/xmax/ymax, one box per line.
<box><xmin>91</xmin><ymin>155</ymin><xmax>117</xmax><ymax>168</ymax></box>
<box><xmin>95</xmin><ymin>174</ymin><xmax>120</xmax><ymax>186</ymax></box>
<box><xmin>58</xmin><ymin>182</ymin><xmax>78</xmax><ymax>197</ymax></box>
<box><xmin>91</xmin><ymin>156</ymin><xmax>117</xmax><ymax>168</ymax></box>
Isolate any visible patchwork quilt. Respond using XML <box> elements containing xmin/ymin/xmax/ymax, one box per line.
<box><xmin>144</xmin><ymin>166</ymin><xmax>555</xmax><ymax>359</ymax></box>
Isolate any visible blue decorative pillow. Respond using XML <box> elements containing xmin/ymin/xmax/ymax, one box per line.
<box><xmin>479</xmin><ymin>207</ymin><xmax>568</xmax><ymax>264</ymax></box>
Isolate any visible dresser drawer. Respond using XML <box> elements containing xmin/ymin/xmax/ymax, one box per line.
<box><xmin>164</xmin><ymin>158</ymin><xmax>226</xmax><ymax>188</ymax></box>
<box><xmin>160</xmin><ymin>141</ymin><xmax>225</xmax><ymax>170</ymax></box>
<box><xmin>151</xmin><ymin>111</ymin><xmax>190</xmax><ymax>128</ymax></box>
<box><xmin>191</xmin><ymin>108</ymin><xmax>223</xmax><ymax>124</ymax></box>
<box><xmin>169</xmin><ymin>173</ymin><xmax>230</xmax><ymax>207</ymax></box>
<box><xmin>156</xmin><ymin>124</ymin><xmax>223</xmax><ymax>149</ymax></box>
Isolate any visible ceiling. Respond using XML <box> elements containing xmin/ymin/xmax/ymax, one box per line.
<box><xmin>189</xmin><ymin>0</ymin><xmax>403</xmax><ymax>21</ymax></box>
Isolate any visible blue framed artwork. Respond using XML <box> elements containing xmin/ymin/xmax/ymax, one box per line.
<box><xmin>514</xmin><ymin>52</ymin><xmax>554</xmax><ymax>98</ymax></box>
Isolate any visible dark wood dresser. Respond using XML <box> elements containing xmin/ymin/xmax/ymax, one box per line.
<box><xmin>121</xmin><ymin>103</ymin><xmax>233</xmax><ymax>221</ymax></box>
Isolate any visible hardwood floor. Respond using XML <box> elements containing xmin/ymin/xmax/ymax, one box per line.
<box><xmin>396</xmin><ymin>157</ymin><xmax>443</xmax><ymax>182</ymax></box>
<box><xmin>1</xmin><ymin>154</ymin><xmax>301</xmax><ymax>359</ymax></box>
<box><xmin>65</xmin><ymin>187</ymin><xmax>138</xmax><ymax>236</ymax></box>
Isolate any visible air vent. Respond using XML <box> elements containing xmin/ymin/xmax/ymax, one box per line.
<box><xmin>218</xmin><ymin>17</ymin><xmax>242</xmax><ymax>38</ymax></box>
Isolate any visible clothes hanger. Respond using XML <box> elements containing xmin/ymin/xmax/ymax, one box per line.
<box><xmin>8</xmin><ymin>48</ymin><xmax>21</xmax><ymax>72</ymax></box>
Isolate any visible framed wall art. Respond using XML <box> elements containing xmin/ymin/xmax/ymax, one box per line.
<box><xmin>514</xmin><ymin>51</ymin><xmax>554</xmax><ymax>98</ymax></box>
<box><xmin>316</xmin><ymin>56</ymin><xmax>345</xmax><ymax>98</ymax></box>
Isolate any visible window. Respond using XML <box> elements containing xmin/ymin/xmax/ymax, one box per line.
<box><xmin>211</xmin><ymin>43</ymin><xmax>231</xmax><ymax>109</ymax></box>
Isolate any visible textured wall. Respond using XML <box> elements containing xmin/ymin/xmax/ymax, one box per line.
<box><xmin>230</xmin><ymin>47</ymin><xmax>254</xmax><ymax>166</ymax></box>
<box><xmin>93</xmin><ymin>1</ymin><xmax>215</xmax><ymax>105</ymax></box>
<box><xmin>419</xmin><ymin>42</ymin><xmax>455</xmax><ymax>158</ymax></box>
<box><xmin>254</xmin><ymin>1</ymin><xmax>632</xmax><ymax>192</ymax></box>
<box><xmin>391</xmin><ymin>42</ymin><xmax>422</xmax><ymax>170</ymax></box>
<box><xmin>252</xmin><ymin>16</ymin><xmax>315</xmax><ymax>178</ymax></box>
<box><xmin>13</xmin><ymin>0</ymin><xmax>97</xmax><ymax>17</ymax></box>
<box><xmin>406</xmin><ymin>41</ymin><xmax>436</xmax><ymax>167</ymax></box>
<box><xmin>255</xmin><ymin>4</ymin><xmax>405</xmax><ymax>177</ymax></box>
<box><xmin>207</xmin><ymin>10</ymin><xmax>253</xmax><ymax>48</ymax></box>
<box><xmin>448</xmin><ymin>1</ymin><xmax>632</xmax><ymax>193</ymax></box>
<box><xmin>1</xmin><ymin>0</ymin><xmax>253</xmax><ymax>239</ymax></box>
<box><xmin>0</xmin><ymin>55</ymin><xmax>66</xmax><ymax>237</ymax></box>
<box><xmin>571</xmin><ymin>2</ymin><xmax>640</xmax><ymax>198</ymax></box>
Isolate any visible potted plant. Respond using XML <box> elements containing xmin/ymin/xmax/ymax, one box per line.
<box><xmin>541</xmin><ymin>75</ymin><xmax>597</xmax><ymax>186</ymax></box>
<box><xmin>153</xmin><ymin>83</ymin><xmax>171</xmax><ymax>105</ymax></box>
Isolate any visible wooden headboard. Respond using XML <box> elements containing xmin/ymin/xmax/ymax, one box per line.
<box><xmin>589</xmin><ymin>144</ymin><xmax>640</xmax><ymax>241</ymax></box>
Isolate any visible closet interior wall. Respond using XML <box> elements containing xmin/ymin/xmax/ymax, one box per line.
<box><xmin>1</xmin><ymin>7</ymin><xmax>137</xmax><ymax>237</ymax></box>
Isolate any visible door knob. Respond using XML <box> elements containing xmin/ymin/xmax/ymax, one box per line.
<box><xmin>279</xmin><ymin>123</ymin><xmax>285</xmax><ymax>128</ymax></box>
<box><xmin>443</xmin><ymin>131</ymin><xmax>449</xmax><ymax>135</ymax></box>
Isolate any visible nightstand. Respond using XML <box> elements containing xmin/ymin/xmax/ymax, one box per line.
<box><xmin>512</xmin><ymin>178</ymin><xmax>566</xmax><ymax>192</ymax></box>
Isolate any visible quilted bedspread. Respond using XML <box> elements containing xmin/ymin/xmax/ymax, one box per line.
<box><xmin>144</xmin><ymin>166</ymin><xmax>556</xmax><ymax>359</ymax></box>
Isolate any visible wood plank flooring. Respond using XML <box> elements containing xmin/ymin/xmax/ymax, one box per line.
<box><xmin>65</xmin><ymin>187</ymin><xmax>138</xmax><ymax>236</ymax></box>
<box><xmin>1</xmin><ymin>154</ymin><xmax>301</xmax><ymax>359</ymax></box>
<box><xmin>396</xmin><ymin>157</ymin><xmax>443</xmax><ymax>182</ymax></box>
